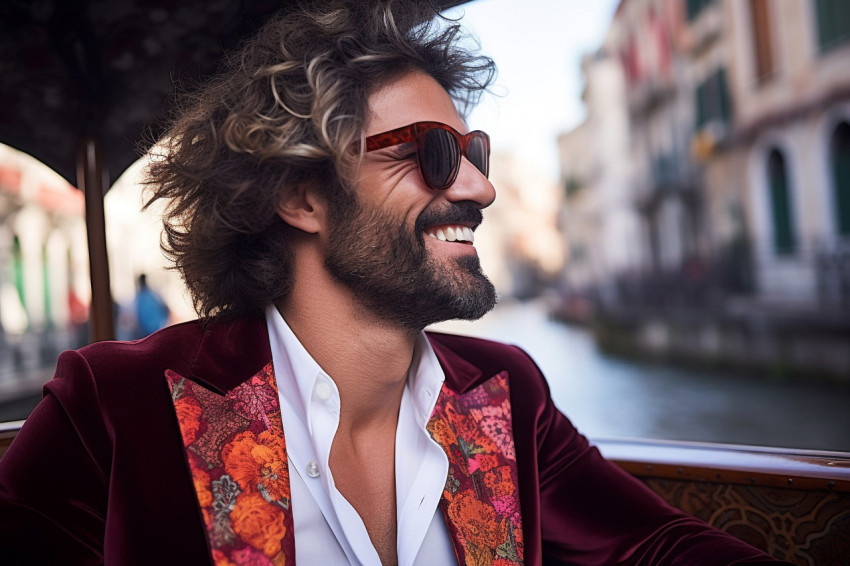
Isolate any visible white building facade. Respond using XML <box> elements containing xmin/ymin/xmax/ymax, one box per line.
<box><xmin>560</xmin><ymin>0</ymin><xmax>850</xmax><ymax>315</ymax></box>
<box><xmin>718</xmin><ymin>0</ymin><xmax>850</xmax><ymax>310</ymax></box>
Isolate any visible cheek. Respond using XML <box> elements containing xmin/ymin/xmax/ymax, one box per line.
<box><xmin>358</xmin><ymin>160</ymin><xmax>423</xmax><ymax>202</ymax></box>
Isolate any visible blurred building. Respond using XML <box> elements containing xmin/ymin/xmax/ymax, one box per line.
<box><xmin>558</xmin><ymin>0</ymin><xmax>850</xmax><ymax>377</ymax></box>
<box><xmin>717</xmin><ymin>0</ymin><xmax>850</xmax><ymax>311</ymax></box>
<box><xmin>560</xmin><ymin>0</ymin><xmax>705</xmax><ymax>311</ymax></box>
<box><xmin>557</xmin><ymin>38</ymin><xmax>642</xmax><ymax>308</ymax></box>
<box><xmin>0</xmin><ymin>144</ymin><xmax>90</xmax><ymax>378</ymax></box>
<box><xmin>465</xmin><ymin>151</ymin><xmax>565</xmax><ymax>300</ymax></box>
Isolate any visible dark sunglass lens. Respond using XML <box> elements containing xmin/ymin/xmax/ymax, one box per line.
<box><xmin>422</xmin><ymin>128</ymin><xmax>459</xmax><ymax>189</ymax></box>
<box><xmin>466</xmin><ymin>134</ymin><xmax>489</xmax><ymax>178</ymax></box>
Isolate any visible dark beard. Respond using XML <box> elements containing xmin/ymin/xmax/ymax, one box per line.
<box><xmin>324</xmin><ymin>195</ymin><xmax>497</xmax><ymax>331</ymax></box>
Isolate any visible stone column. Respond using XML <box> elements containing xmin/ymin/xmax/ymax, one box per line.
<box><xmin>0</xmin><ymin>220</ymin><xmax>13</xmax><ymax>379</ymax></box>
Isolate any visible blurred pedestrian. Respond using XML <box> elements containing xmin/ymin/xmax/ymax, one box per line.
<box><xmin>133</xmin><ymin>273</ymin><xmax>169</xmax><ymax>337</ymax></box>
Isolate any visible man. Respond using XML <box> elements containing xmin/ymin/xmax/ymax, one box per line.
<box><xmin>0</xmin><ymin>2</ymin><xmax>792</xmax><ymax>565</ymax></box>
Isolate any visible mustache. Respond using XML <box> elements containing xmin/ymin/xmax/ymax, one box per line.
<box><xmin>415</xmin><ymin>203</ymin><xmax>484</xmax><ymax>233</ymax></box>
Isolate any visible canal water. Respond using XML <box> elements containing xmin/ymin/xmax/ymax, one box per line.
<box><xmin>431</xmin><ymin>299</ymin><xmax>850</xmax><ymax>453</ymax></box>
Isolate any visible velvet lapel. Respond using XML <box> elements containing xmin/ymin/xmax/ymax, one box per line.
<box><xmin>166</xmin><ymin>317</ymin><xmax>296</xmax><ymax>566</ymax></box>
<box><xmin>425</xmin><ymin>349</ymin><xmax>525</xmax><ymax>566</ymax></box>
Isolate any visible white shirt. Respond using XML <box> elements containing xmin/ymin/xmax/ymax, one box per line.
<box><xmin>265</xmin><ymin>306</ymin><xmax>457</xmax><ymax>565</ymax></box>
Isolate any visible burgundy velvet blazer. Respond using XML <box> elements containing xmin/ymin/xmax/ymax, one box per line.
<box><xmin>0</xmin><ymin>316</ymin><xmax>787</xmax><ymax>565</ymax></box>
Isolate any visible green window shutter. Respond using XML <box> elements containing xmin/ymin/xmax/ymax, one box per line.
<box><xmin>694</xmin><ymin>68</ymin><xmax>731</xmax><ymax>130</ymax></box>
<box><xmin>687</xmin><ymin>0</ymin><xmax>717</xmax><ymax>21</ymax></box>
<box><xmin>717</xmin><ymin>67</ymin><xmax>731</xmax><ymax>123</ymax></box>
<box><xmin>831</xmin><ymin>122</ymin><xmax>850</xmax><ymax>236</ymax></box>
<box><xmin>687</xmin><ymin>0</ymin><xmax>702</xmax><ymax>21</ymax></box>
<box><xmin>768</xmin><ymin>149</ymin><xmax>796</xmax><ymax>255</ymax></box>
<box><xmin>695</xmin><ymin>83</ymin><xmax>706</xmax><ymax>129</ymax></box>
<box><xmin>816</xmin><ymin>0</ymin><xmax>850</xmax><ymax>51</ymax></box>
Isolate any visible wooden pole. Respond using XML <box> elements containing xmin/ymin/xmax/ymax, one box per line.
<box><xmin>77</xmin><ymin>137</ymin><xmax>114</xmax><ymax>342</ymax></box>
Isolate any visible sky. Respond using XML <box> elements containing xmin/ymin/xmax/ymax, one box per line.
<box><xmin>444</xmin><ymin>0</ymin><xmax>621</xmax><ymax>183</ymax></box>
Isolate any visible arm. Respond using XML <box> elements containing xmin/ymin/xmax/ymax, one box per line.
<box><xmin>511</xmin><ymin>347</ymin><xmax>792</xmax><ymax>566</ymax></box>
<box><xmin>0</xmin><ymin>351</ymin><xmax>109</xmax><ymax>565</ymax></box>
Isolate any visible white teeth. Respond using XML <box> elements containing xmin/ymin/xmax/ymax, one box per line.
<box><xmin>425</xmin><ymin>225</ymin><xmax>475</xmax><ymax>243</ymax></box>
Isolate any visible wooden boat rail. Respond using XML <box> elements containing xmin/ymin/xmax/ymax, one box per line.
<box><xmin>1</xmin><ymin>423</ymin><xmax>848</xmax><ymax>564</ymax></box>
<box><xmin>596</xmin><ymin>437</ymin><xmax>850</xmax><ymax>492</ymax></box>
<box><xmin>596</xmin><ymin>438</ymin><xmax>850</xmax><ymax>564</ymax></box>
<box><xmin>0</xmin><ymin>421</ymin><xmax>23</xmax><ymax>461</ymax></box>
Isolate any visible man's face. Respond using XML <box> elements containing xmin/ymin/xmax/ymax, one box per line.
<box><xmin>323</xmin><ymin>71</ymin><xmax>497</xmax><ymax>331</ymax></box>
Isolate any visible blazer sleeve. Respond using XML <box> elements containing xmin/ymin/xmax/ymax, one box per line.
<box><xmin>509</xmin><ymin>346</ymin><xmax>794</xmax><ymax>566</ymax></box>
<box><xmin>0</xmin><ymin>350</ymin><xmax>110</xmax><ymax>565</ymax></box>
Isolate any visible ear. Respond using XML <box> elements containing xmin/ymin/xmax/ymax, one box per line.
<box><xmin>276</xmin><ymin>183</ymin><xmax>326</xmax><ymax>234</ymax></box>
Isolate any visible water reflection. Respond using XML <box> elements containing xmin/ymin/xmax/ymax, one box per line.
<box><xmin>432</xmin><ymin>300</ymin><xmax>850</xmax><ymax>452</ymax></box>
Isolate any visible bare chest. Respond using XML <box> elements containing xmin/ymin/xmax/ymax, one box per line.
<box><xmin>330</xmin><ymin>442</ymin><xmax>398</xmax><ymax>565</ymax></box>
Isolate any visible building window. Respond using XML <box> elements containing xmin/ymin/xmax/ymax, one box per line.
<box><xmin>831</xmin><ymin>121</ymin><xmax>850</xmax><ymax>236</ymax></box>
<box><xmin>815</xmin><ymin>0</ymin><xmax>850</xmax><ymax>51</ymax></box>
<box><xmin>695</xmin><ymin>68</ymin><xmax>732</xmax><ymax>129</ymax></box>
<box><xmin>686</xmin><ymin>0</ymin><xmax>716</xmax><ymax>22</ymax></box>
<box><xmin>565</xmin><ymin>176</ymin><xmax>583</xmax><ymax>197</ymax></box>
<box><xmin>767</xmin><ymin>149</ymin><xmax>796</xmax><ymax>255</ymax></box>
<box><xmin>749</xmin><ymin>0</ymin><xmax>775</xmax><ymax>82</ymax></box>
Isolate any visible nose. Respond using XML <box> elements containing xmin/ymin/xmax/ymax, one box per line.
<box><xmin>443</xmin><ymin>156</ymin><xmax>496</xmax><ymax>208</ymax></box>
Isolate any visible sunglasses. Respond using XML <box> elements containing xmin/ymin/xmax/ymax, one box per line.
<box><xmin>365</xmin><ymin>121</ymin><xmax>490</xmax><ymax>190</ymax></box>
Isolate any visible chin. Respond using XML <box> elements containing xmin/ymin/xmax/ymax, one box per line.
<box><xmin>396</xmin><ymin>256</ymin><xmax>498</xmax><ymax>330</ymax></box>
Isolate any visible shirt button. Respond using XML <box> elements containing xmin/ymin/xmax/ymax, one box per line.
<box><xmin>306</xmin><ymin>460</ymin><xmax>320</xmax><ymax>478</ymax></box>
<box><xmin>315</xmin><ymin>382</ymin><xmax>332</xmax><ymax>400</ymax></box>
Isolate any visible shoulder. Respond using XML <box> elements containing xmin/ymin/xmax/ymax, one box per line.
<box><xmin>73</xmin><ymin>318</ymin><xmax>206</xmax><ymax>379</ymax></box>
<box><xmin>60</xmin><ymin>314</ymin><xmax>269</xmax><ymax>397</ymax></box>
<box><xmin>425</xmin><ymin>330</ymin><xmax>546</xmax><ymax>392</ymax></box>
<box><xmin>45</xmin><ymin>320</ymin><xmax>209</xmax><ymax>415</ymax></box>
<box><xmin>426</xmin><ymin>331</ymin><xmax>539</xmax><ymax>368</ymax></box>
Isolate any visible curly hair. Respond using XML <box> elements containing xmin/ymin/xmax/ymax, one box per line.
<box><xmin>145</xmin><ymin>0</ymin><xmax>495</xmax><ymax>319</ymax></box>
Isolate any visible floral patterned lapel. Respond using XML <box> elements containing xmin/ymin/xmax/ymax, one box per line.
<box><xmin>426</xmin><ymin>371</ymin><xmax>525</xmax><ymax>566</ymax></box>
<box><xmin>167</xmin><ymin>362</ymin><xmax>295</xmax><ymax>566</ymax></box>
<box><xmin>167</xmin><ymin>355</ymin><xmax>524</xmax><ymax>566</ymax></box>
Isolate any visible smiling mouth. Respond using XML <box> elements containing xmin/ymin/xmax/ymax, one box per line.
<box><xmin>424</xmin><ymin>225</ymin><xmax>475</xmax><ymax>245</ymax></box>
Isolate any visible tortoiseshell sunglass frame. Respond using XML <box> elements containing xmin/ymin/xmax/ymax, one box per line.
<box><xmin>364</xmin><ymin>121</ymin><xmax>490</xmax><ymax>190</ymax></box>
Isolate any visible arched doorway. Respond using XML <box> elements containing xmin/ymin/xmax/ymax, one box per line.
<box><xmin>767</xmin><ymin>148</ymin><xmax>796</xmax><ymax>255</ymax></box>
<box><xmin>831</xmin><ymin>121</ymin><xmax>850</xmax><ymax>237</ymax></box>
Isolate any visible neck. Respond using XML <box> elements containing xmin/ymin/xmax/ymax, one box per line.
<box><xmin>276</xmin><ymin>259</ymin><xmax>419</xmax><ymax>434</ymax></box>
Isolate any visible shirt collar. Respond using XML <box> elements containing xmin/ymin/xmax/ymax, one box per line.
<box><xmin>264</xmin><ymin>305</ymin><xmax>445</xmax><ymax>428</ymax></box>
<box><xmin>407</xmin><ymin>331</ymin><xmax>447</xmax><ymax>426</ymax></box>
<box><xmin>265</xmin><ymin>305</ymin><xmax>331</xmax><ymax>427</ymax></box>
